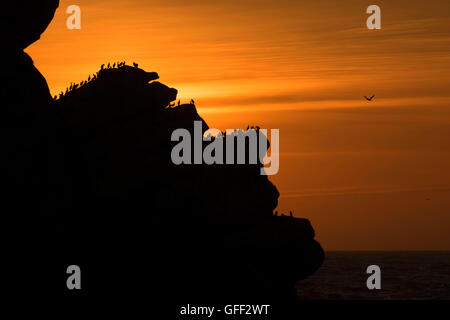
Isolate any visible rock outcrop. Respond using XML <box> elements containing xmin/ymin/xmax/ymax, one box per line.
<box><xmin>1</xmin><ymin>0</ymin><xmax>324</xmax><ymax>307</ymax></box>
<box><xmin>52</xmin><ymin>64</ymin><xmax>324</xmax><ymax>302</ymax></box>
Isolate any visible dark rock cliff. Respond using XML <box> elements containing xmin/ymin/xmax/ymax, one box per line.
<box><xmin>1</xmin><ymin>0</ymin><xmax>324</xmax><ymax>307</ymax></box>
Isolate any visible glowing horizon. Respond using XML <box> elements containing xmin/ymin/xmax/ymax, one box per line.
<box><xmin>27</xmin><ymin>0</ymin><xmax>450</xmax><ymax>250</ymax></box>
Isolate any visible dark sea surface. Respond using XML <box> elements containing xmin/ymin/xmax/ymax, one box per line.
<box><xmin>296</xmin><ymin>251</ymin><xmax>450</xmax><ymax>300</ymax></box>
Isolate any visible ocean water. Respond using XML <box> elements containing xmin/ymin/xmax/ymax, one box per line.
<box><xmin>296</xmin><ymin>251</ymin><xmax>450</xmax><ymax>300</ymax></box>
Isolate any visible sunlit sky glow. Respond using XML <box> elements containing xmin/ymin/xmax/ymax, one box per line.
<box><xmin>28</xmin><ymin>0</ymin><xmax>450</xmax><ymax>250</ymax></box>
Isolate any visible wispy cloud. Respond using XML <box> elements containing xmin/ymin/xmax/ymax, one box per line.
<box><xmin>280</xmin><ymin>185</ymin><xmax>450</xmax><ymax>198</ymax></box>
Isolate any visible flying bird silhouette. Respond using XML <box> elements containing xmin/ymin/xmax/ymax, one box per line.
<box><xmin>364</xmin><ymin>95</ymin><xmax>375</xmax><ymax>101</ymax></box>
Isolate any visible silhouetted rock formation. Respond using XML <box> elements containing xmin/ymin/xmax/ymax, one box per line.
<box><xmin>1</xmin><ymin>1</ymin><xmax>64</xmax><ymax>296</ymax></box>
<box><xmin>58</xmin><ymin>65</ymin><xmax>324</xmax><ymax>303</ymax></box>
<box><xmin>2</xmin><ymin>1</ymin><xmax>60</xmax><ymax>50</ymax></box>
<box><xmin>1</xmin><ymin>0</ymin><xmax>323</xmax><ymax>307</ymax></box>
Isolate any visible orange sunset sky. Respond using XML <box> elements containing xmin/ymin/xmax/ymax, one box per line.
<box><xmin>27</xmin><ymin>0</ymin><xmax>450</xmax><ymax>250</ymax></box>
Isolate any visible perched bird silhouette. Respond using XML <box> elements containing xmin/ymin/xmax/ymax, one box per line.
<box><xmin>289</xmin><ymin>210</ymin><xmax>293</xmax><ymax>217</ymax></box>
<box><xmin>364</xmin><ymin>95</ymin><xmax>375</xmax><ymax>101</ymax></box>
<box><xmin>133</xmin><ymin>62</ymin><xmax>138</xmax><ymax>68</ymax></box>
<box><xmin>177</xmin><ymin>100</ymin><xmax>180</xmax><ymax>106</ymax></box>
<box><xmin>190</xmin><ymin>99</ymin><xmax>195</xmax><ymax>104</ymax></box>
